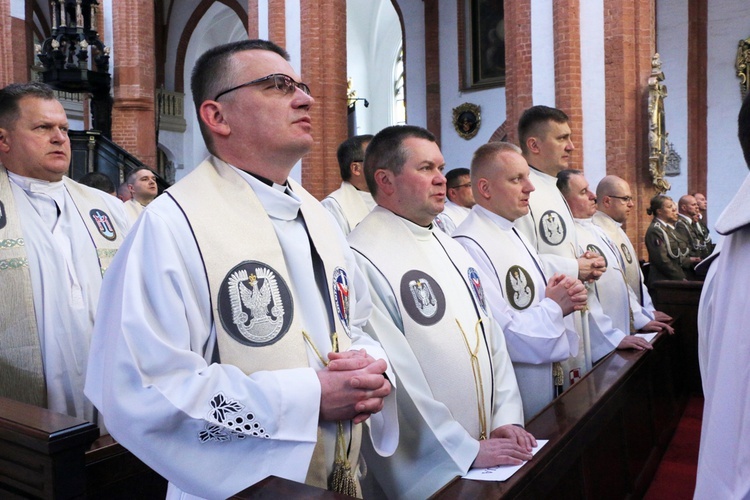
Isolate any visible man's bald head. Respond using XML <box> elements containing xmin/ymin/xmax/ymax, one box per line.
<box><xmin>595</xmin><ymin>175</ymin><xmax>634</xmax><ymax>224</ymax></box>
<box><xmin>678</xmin><ymin>195</ymin><xmax>699</xmax><ymax>218</ymax></box>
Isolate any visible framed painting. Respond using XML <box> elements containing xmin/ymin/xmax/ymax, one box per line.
<box><xmin>466</xmin><ymin>0</ymin><xmax>505</xmax><ymax>89</ymax></box>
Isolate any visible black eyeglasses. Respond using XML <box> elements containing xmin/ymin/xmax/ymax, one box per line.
<box><xmin>452</xmin><ymin>182</ymin><xmax>472</xmax><ymax>189</ymax></box>
<box><xmin>214</xmin><ymin>73</ymin><xmax>312</xmax><ymax>101</ymax></box>
<box><xmin>608</xmin><ymin>195</ymin><xmax>634</xmax><ymax>203</ymax></box>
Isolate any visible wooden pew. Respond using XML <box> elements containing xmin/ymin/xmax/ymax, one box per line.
<box><xmin>432</xmin><ymin>330</ymin><xmax>690</xmax><ymax>499</ymax></box>
<box><xmin>2</xmin><ymin>279</ymin><xmax>703</xmax><ymax>498</ymax></box>
<box><xmin>649</xmin><ymin>279</ymin><xmax>704</xmax><ymax>394</ymax></box>
<box><xmin>0</xmin><ymin>398</ymin><xmax>167</xmax><ymax>498</ymax></box>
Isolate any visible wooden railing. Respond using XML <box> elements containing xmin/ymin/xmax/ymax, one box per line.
<box><xmin>0</xmin><ymin>281</ymin><xmax>703</xmax><ymax>498</ymax></box>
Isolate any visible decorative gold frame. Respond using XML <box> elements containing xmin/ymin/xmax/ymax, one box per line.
<box><xmin>647</xmin><ymin>53</ymin><xmax>671</xmax><ymax>193</ymax></box>
<box><xmin>736</xmin><ymin>37</ymin><xmax>750</xmax><ymax>99</ymax></box>
<box><xmin>453</xmin><ymin>103</ymin><xmax>481</xmax><ymax>140</ymax></box>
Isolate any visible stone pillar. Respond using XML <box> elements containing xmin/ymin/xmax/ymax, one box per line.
<box><xmin>300</xmin><ymin>0</ymin><xmax>347</xmax><ymax>199</ymax></box>
<box><xmin>603</xmin><ymin>0</ymin><xmax>657</xmax><ymax>258</ymax></box>
<box><xmin>553</xmin><ymin>0</ymin><xmax>583</xmax><ymax>168</ymax></box>
<box><xmin>111</xmin><ymin>0</ymin><xmax>156</xmax><ymax>169</ymax></box>
<box><xmin>504</xmin><ymin>0</ymin><xmax>533</xmax><ymax>145</ymax></box>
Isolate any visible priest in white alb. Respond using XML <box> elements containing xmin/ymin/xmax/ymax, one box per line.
<box><xmin>557</xmin><ymin>169</ymin><xmax>672</xmax><ymax>363</ymax></box>
<box><xmin>348</xmin><ymin>125</ymin><xmax>536</xmax><ymax>499</ymax></box>
<box><xmin>0</xmin><ymin>82</ymin><xmax>129</xmax><ymax>426</ymax></box>
<box><xmin>453</xmin><ymin>142</ymin><xmax>586</xmax><ymax>419</ymax></box>
<box><xmin>85</xmin><ymin>40</ymin><xmax>396</xmax><ymax>499</ymax></box>
<box><xmin>321</xmin><ymin>134</ymin><xmax>375</xmax><ymax>235</ymax></box>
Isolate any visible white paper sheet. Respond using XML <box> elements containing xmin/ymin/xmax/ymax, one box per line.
<box><xmin>635</xmin><ymin>332</ymin><xmax>658</xmax><ymax>343</ymax></box>
<box><xmin>462</xmin><ymin>439</ymin><xmax>549</xmax><ymax>481</ymax></box>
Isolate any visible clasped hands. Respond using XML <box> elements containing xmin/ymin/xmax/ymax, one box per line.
<box><xmin>317</xmin><ymin>349</ymin><xmax>391</xmax><ymax>424</ymax></box>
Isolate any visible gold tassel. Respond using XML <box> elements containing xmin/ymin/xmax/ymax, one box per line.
<box><xmin>329</xmin><ymin>421</ymin><xmax>358</xmax><ymax>496</ymax></box>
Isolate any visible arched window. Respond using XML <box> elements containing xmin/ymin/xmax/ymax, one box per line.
<box><xmin>393</xmin><ymin>44</ymin><xmax>406</xmax><ymax>125</ymax></box>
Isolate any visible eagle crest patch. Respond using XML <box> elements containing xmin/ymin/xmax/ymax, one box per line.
<box><xmin>217</xmin><ymin>261</ymin><xmax>293</xmax><ymax>346</ymax></box>
<box><xmin>538</xmin><ymin>210</ymin><xmax>566</xmax><ymax>246</ymax></box>
<box><xmin>400</xmin><ymin>270</ymin><xmax>446</xmax><ymax>326</ymax></box>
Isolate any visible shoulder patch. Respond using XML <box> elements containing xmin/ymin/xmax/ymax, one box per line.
<box><xmin>505</xmin><ymin>265</ymin><xmax>535</xmax><ymax>310</ymax></box>
<box><xmin>620</xmin><ymin>243</ymin><xmax>633</xmax><ymax>264</ymax></box>
<box><xmin>400</xmin><ymin>270</ymin><xmax>446</xmax><ymax>326</ymax></box>
<box><xmin>538</xmin><ymin>209</ymin><xmax>567</xmax><ymax>246</ymax></box>
<box><xmin>89</xmin><ymin>208</ymin><xmax>117</xmax><ymax>241</ymax></box>
<box><xmin>586</xmin><ymin>243</ymin><xmax>608</xmax><ymax>267</ymax></box>
<box><xmin>467</xmin><ymin>267</ymin><xmax>487</xmax><ymax>315</ymax></box>
<box><xmin>217</xmin><ymin>261</ymin><xmax>294</xmax><ymax>346</ymax></box>
<box><xmin>332</xmin><ymin>267</ymin><xmax>351</xmax><ymax>337</ymax></box>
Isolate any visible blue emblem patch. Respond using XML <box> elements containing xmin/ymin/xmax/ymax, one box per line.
<box><xmin>467</xmin><ymin>267</ymin><xmax>487</xmax><ymax>315</ymax></box>
<box><xmin>332</xmin><ymin>267</ymin><xmax>351</xmax><ymax>337</ymax></box>
<box><xmin>89</xmin><ymin>208</ymin><xmax>117</xmax><ymax>241</ymax></box>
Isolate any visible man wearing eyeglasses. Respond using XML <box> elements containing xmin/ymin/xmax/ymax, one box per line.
<box><xmin>86</xmin><ymin>40</ymin><xmax>396</xmax><ymax>499</ymax></box>
<box><xmin>322</xmin><ymin>134</ymin><xmax>375</xmax><ymax>235</ymax></box>
<box><xmin>558</xmin><ymin>170</ymin><xmax>673</xmax><ymax>363</ymax></box>
<box><xmin>593</xmin><ymin>175</ymin><xmax>671</xmax><ymax>322</ymax></box>
<box><xmin>435</xmin><ymin>167</ymin><xmax>475</xmax><ymax>233</ymax></box>
<box><xmin>349</xmin><ymin>125</ymin><xmax>535</xmax><ymax>499</ymax></box>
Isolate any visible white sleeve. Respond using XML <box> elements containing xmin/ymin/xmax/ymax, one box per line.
<box><xmin>585</xmin><ymin>291</ymin><xmax>627</xmax><ymax>362</ymax></box>
<box><xmin>458</xmin><ymin>237</ymin><xmax>578</xmax><ymax>364</ymax></box>
<box><xmin>320</xmin><ymin>196</ymin><xmax>350</xmax><ymax>235</ymax></box>
<box><xmin>85</xmin><ymin>206</ymin><xmax>323</xmax><ymax>499</ymax></box>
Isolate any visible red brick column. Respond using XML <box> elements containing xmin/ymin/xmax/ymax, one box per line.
<box><xmin>0</xmin><ymin>0</ymin><xmax>32</xmax><ymax>87</ymax></box>
<box><xmin>269</xmin><ymin>0</ymin><xmax>285</xmax><ymax>46</ymax></box>
<box><xmin>553</xmin><ymin>0</ymin><xmax>583</xmax><ymax>168</ymax></box>
<box><xmin>424</xmin><ymin>0</ymin><xmax>441</xmax><ymax>144</ymax></box>
<box><xmin>247</xmin><ymin>0</ymin><xmax>258</xmax><ymax>38</ymax></box>
<box><xmin>300</xmin><ymin>0</ymin><xmax>347</xmax><ymax>199</ymax></box>
<box><xmin>688</xmin><ymin>0</ymin><xmax>707</xmax><ymax>199</ymax></box>
<box><xmin>603</xmin><ymin>0</ymin><xmax>656</xmax><ymax>258</ymax></box>
<box><xmin>0</xmin><ymin>0</ymin><xmax>9</xmax><ymax>87</ymax></box>
<box><xmin>504</xmin><ymin>0</ymin><xmax>532</xmax><ymax>145</ymax></box>
<box><xmin>111</xmin><ymin>0</ymin><xmax>156</xmax><ymax>169</ymax></box>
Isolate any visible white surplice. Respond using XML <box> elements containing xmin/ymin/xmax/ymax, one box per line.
<box><xmin>349</xmin><ymin>206</ymin><xmax>523</xmax><ymax>500</ymax></box>
<box><xmin>454</xmin><ymin>205</ymin><xmax>578</xmax><ymax>419</ymax></box>
<box><xmin>6</xmin><ymin>171</ymin><xmax>129</xmax><ymax>422</ymax></box>
<box><xmin>85</xmin><ymin>163</ymin><xmax>396</xmax><ymax>499</ymax></box>
<box><xmin>695</xmin><ymin>172</ymin><xmax>750</xmax><ymax>499</ymax></box>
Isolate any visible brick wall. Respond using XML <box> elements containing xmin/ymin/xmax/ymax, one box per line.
<box><xmin>0</xmin><ymin>0</ymin><xmax>11</xmax><ymax>87</ymax></box>
<box><xmin>553</xmin><ymin>0</ymin><xmax>583</xmax><ymax>169</ymax></box>
<box><xmin>300</xmin><ymin>0</ymin><xmax>348</xmax><ymax>199</ymax></box>
<box><xmin>424</xmin><ymin>0</ymin><xmax>441</xmax><ymax>144</ymax></box>
<box><xmin>269</xmin><ymin>0</ymin><xmax>285</xmax><ymax>46</ymax></box>
<box><xmin>504</xmin><ymin>0</ymin><xmax>532</xmax><ymax>146</ymax></box>
<box><xmin>112</xmin><ymin>0</ymin><xmax>156</xmax><ymax>169</ymax></box>
<box><xmin>603</xmin><ymin>0</ymin><xmax>657</xmax><ymax>259</ymax></box>
<box><xmin>247</xmin><ymin>0</ymin><xmax>258</xmax><ymax>38</ymax></box>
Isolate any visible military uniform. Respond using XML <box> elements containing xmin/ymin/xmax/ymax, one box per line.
<box><xmin>675</xmin><ymin>214</ymin><xmax>707</xmax><ymax>259</ymax></box>
<box><xmin>645</xmin><ymin>218</ymin><xmax>694</xmax><ymax>285</ymax></box>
